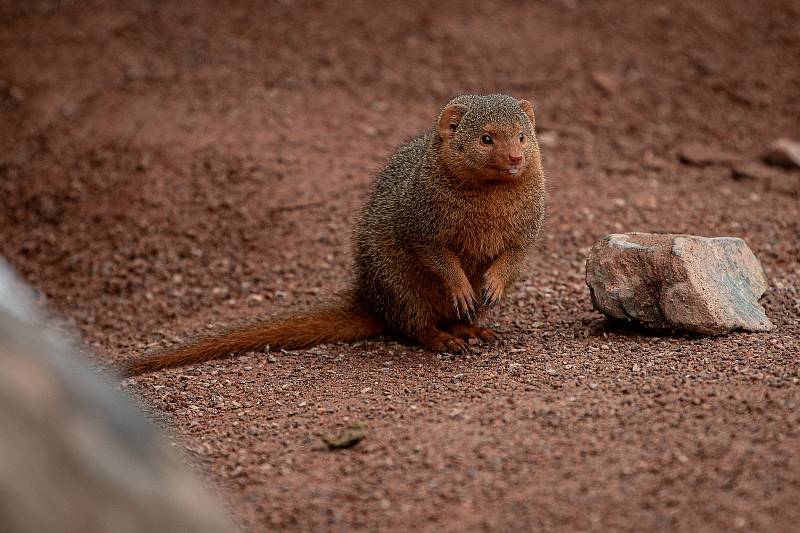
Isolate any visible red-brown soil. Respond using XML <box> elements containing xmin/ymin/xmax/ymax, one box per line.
<box><xmin>2</xmin><ymin>1</ymin><xmax>799</xmax><ymax>531</ymax></box>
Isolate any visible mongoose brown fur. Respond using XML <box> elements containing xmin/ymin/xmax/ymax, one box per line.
<box><xmin>124</xmin><ymin>94</ymin><xmax>545</xmax><ymax>376</ymax></box>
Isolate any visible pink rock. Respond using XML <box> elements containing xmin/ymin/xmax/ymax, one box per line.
<box><xmin>590</xmin><ymin>71</ymin><xmax>621</xmax><ymax>95</ymax></box>
<box><xmin>763</xmin><ymin>138</ymin><xmax>800</xmax><ymax>169</ymax></box>
<box><xmin>585</xmin><ymin>233</ymin><xmax>774</xmax><ymax>334</ymax></box>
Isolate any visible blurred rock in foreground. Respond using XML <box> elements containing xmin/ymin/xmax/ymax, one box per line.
<box><xmin>585</xmin><ymin>233</ymin><xmax>774</xmax><ymax>334</ymax></box>
<box><xmin>0</xmin><ymin>259</ymin><xmax>234</xmax><ymax>533</ymax></box>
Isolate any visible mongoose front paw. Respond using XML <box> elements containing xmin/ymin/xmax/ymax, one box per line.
<box><xmin>451</xmin><ymin>285</ymin><xmax>478</xmax><ymax>323</ymax></box>
<box><xmin>481</xmin><ymin>271</ymin><xmax>505</xmax><ymax>307</ymax></box>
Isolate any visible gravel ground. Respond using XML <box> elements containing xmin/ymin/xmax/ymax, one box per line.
<box><xmin>1</xmin><ymin>1</ymin><xmax>799</xmax><ymax>531</ymax></box>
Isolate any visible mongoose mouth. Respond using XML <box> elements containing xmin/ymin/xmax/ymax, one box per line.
<box><xmin>492</xmin><ymin>166</ymin><xmax>521</xmax><ymax>176</ymax></box>
<box><xmin>480</xmin><ymin>166</ymin><xmax>526</xmax><ymax>183</ymax></box>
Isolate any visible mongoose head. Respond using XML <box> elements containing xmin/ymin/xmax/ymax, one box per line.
<box><xmin>435</xmin><ymin>94</ymin><xmax>539</xmax><ymax>184</ymax></box>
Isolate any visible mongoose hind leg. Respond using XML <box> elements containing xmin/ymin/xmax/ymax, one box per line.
<box><xmin>419</xmin><ymin>326</ymin><xmax>468</xmax><ymax>353</ymax></box>
<box><xmin>446</xmin><ymin>323</ymin><xmax>499</xmax><ymax>343</ymax></box>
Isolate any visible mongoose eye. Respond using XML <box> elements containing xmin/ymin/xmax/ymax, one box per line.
<box><xmin>518</xmin><ymin>132</ymin><xmax>525</xmax><ymax>142</ymax></box>
<box><xmin>480</xmin><ymin>134</ymin><xmax>493</xmax><ymax>145</ymax></box>
<box><xmin>450</xmin><ymin>123</ymin><xmax>458</xmax><ymax>132</ymax></box>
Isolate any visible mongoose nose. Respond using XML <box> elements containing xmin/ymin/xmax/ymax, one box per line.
<box><xmin>509</xmin><ymin>153</ymin><xmax>523</xmax><ymax>164</ymax></box>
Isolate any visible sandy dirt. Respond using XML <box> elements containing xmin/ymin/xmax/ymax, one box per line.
<box><xmin>1</xmin><ymin>1</ymin><xmax>799</xmax><ymax>531</ymax></box>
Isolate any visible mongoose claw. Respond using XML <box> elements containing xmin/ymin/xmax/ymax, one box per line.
<box><xmin>482</xmin><ymin>288</ymin><xmax>499</xmax><ymax>307</ymax></box>
<box><xmin>452</xmin><ymin>293</ymin><xmax>477</xmax><ymax>323</ymax></box>
<box><xmin>481</xmin><ymin>275</ymin><xmax>504</xmax><ymax>307</ymax></box>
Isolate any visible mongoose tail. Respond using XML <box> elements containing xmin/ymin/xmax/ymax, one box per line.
<box><xmin>123</xmin><ymin>303</ymin><xmax>383</xmax><ymax>376</ymax></box>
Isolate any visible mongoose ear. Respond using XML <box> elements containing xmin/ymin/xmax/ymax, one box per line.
<box><xmin>437</xmin><ymin>104</ymin><xmax>467</xmax><ymax>141</ymax></box>
<box><xmin>518</xmin><ymin>99</ymin><xmax>535</xmax><ymax>128</ymax></box>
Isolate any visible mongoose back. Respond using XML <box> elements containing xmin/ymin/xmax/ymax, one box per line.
<box><xmin>124</xmin><ymin>94</ymin><xmax>545</xmax><ymax>376</ymax></box>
